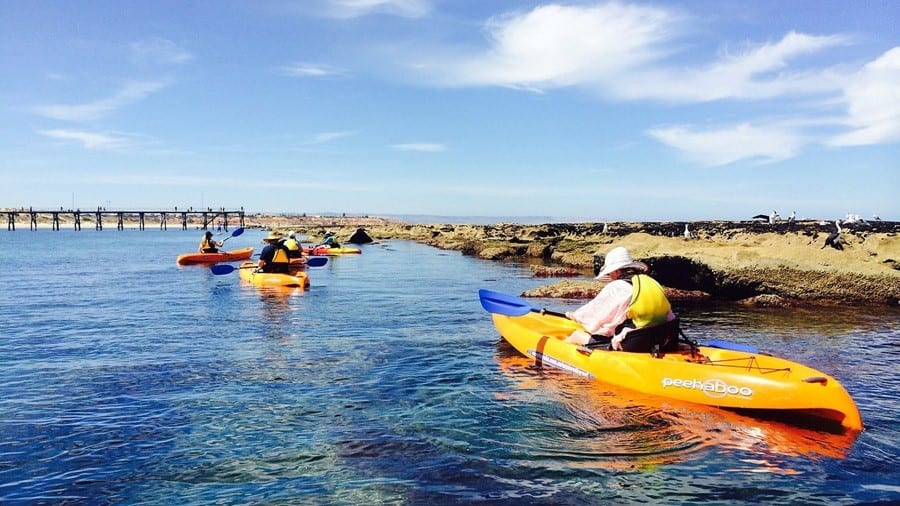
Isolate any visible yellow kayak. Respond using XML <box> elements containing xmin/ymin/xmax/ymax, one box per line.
<box><xmin>480</xmin><ymin>289</ymin><xmax>863</xmax><ymax>431</ymax></box>
<box><xmin>303</xmin><ymin>245</ymin><xmax>361</xmax><ymax>256</ymax></box>
<box><xmin>237</xmin><ymin>261</ymin><xmax>309</xmax><ymax>289</ymax></box>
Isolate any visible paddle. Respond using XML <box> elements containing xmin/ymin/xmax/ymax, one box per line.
<box><xmin>478</xmin><ymin>288</ymin><xmax>568</xmax><ymax>318</ymax></box>
<box><xmin>702</xmin><ymin>339</ymin><xmax>760</xmax><ymax>354</ymax></box>
<box><xmin>219</xmin><ymin>227</ymin><xmax>244</xmax><ymax>245</ymax></box>
<box><xmin>477</xmin><ymin>288</ymin><xmax>760</xmax><ymax>354</ymax></box>
<box><xmin>210</xmin><ymin>256</ymin><xmax>328</xmax><ymax>275</ymax></box>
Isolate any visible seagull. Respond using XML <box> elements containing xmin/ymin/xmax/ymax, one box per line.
<box><xmin>769</xmin><ymin>210</ymin><xmax>780</xmax><ymax>224</ymax></box>
<box><xmin>602</xmin><ymin>221</ymin><xmax>608</xmax><ymax>234</ymax></box>
<box><xmin>822</xmin><ymin>221</ymin><xmax>843</xmax><ymax>250</ymax></box>
<box><xmin>787</xmin><ymin>211</ymin><xmax>796</xmax><ymax>225</ymax></box>
<box><xmin>683</xmin><ymin>223</ymin><xmax>694</xmax><ymax>240</ymax></box>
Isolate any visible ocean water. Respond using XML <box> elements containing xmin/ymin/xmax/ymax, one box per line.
<box><xmin>1</xmin><ymin>229</ymin><xmax>898</xmax><ymax>505</ymax></box>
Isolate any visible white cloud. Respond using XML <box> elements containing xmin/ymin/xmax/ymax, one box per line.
<box><xmin>614</xmin><ymin>32</ymin><xmax>851</xmax><ymax>102</ymax></box>
<box><xmin>647</xmin><ymin>123</ymin><xmax>804</xmax><ymax>166</ymax></box>
<box><xmin>322</xmin><ymin>0</ymin><xmax>431</xmax><ymax>19</ymax></box>
<box><xmin>130</xmin><ymin>37</ymin><xmax>193</xmax><ymax>65</ymax></box>
<box><xmin>310</xmin><ymin>130</ymin><xmax>358</xmax><ymax>143</ymax></box>
<box><xmin>34</xmin><ymin>80</ymin><xmax>171</xmax><ymax>121</ymax></box>
<box><xmin>390</xmin><ymin>142</ymin><xmax>446</xmax><ymax>152</ymax></box>
<box><xmin>39</xmin><ymin>129</ymin><xmax>133</xmax><ymax>150</ymax></box>
<box><xmin>431</xmin><ymin>3</ymin><xmax>676</xmax><ymax>89</ymax></box>
<box><xmin>830</xmin><ymin>47</ymin><xmax>900</xmax><ymax>146</ymax></box>
<box><xmin>423</xmin><ymin>5</ymin><xmax>850</xmax><ymax>103</ymax></box>
<box><xmin>280</xmin><ymin>62</ymin><xmax>345</xmax><ymax>77</ymax></box>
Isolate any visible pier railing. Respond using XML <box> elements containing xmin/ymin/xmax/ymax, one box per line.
<box><xmin>4</xmin><ymin>208</ymin><xmax>245</xmax><ymax>231</ymax></box>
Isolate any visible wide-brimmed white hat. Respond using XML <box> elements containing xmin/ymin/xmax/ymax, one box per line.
<box><xmin>595</xmin><ymin>246</ymin><xmax>647</xmax><ymax>281</ymax></box>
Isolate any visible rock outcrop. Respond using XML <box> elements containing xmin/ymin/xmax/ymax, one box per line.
<box><xmin>276</xmin><ymin>217</ymin><xmax>900</xmax><ymax>306</ymax></box>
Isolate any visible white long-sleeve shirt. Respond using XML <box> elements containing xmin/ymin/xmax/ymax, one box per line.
<box><xmin>569</xmin><ymin>280</ymin><xmax>633</xmax><ymax>337</ymax></box>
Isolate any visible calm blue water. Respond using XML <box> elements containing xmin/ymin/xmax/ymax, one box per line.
<box><xmin>1</xmin><ymin>229</ymin><xmax>898</xmax><ymax>505</ymax></box>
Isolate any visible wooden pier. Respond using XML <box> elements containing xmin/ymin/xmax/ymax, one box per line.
<box><xmin>5</xmin><ymin>207</ymin><xmax>246</xmax><ymax>231</ymax></box>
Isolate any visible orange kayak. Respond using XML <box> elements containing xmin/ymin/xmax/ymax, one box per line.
<box><xmin>176</xmin><ymin>247</ymin><xmax>254</xmax><ymax>265</ymax></box>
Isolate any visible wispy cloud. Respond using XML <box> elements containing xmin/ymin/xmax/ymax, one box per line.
<box><xmin>34</xmin><ymin>80</ymin><xmax>171</xmax><ymax>121</ymax></box>
<box><xmin>830</xmin><ymin>47</ymin><xmax>900</xmax><ymax>146</ymax></box>
<box><xmin>425</xmin><ymin>4</ymin><xmax>851</xmax><ymax>103</ymax></box>
<box><xmin>130</xmin><ymin>37</ymin><xmax>193</xmax><ymax>65</ymax></box>
<box><xmin>647</xmin><ymin>123</ymin><xmax>804</xmax><ymax>167</ymax></box>
<box><xmin>310</xmin><ymin>130</ymin><xmax>358</xmax><ymax>143</ymax></box>
<box><xmin>406</xmin><ymin>3</ymin><xmax>896</xmax><ymax>165</ymax></box>
<box><xmin>613</xmin><ymin>32</ymin><xmax>851</xmax><ymax>102</ymax></box>
<box><xmin>280</xmin><ymin>62</ymin><xmax>346</xmax><ymax>77</ymax></box>
<box><xmin>38</xmin><ymin>129</ymin><xmax>137</xmax><ymax>150</ymax></box>
<box><xmin>320</xmin><ymin>0</ymin><xmax>431</xmax><ymax>19</ymax></box>
<box><xmin>390</xmin><ymin>142</ymin><xmax>446</xmax><ymax>152</ymax></box>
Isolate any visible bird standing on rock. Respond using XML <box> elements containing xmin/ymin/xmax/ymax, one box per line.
<box><xmin>683</xmin><ymin>223</ymin><xmax>694</xmax><ymax>240</ymax></box>
<box><xmin>822</xmin><ymin>221</ymin><xmax>843</xmax><ymax>250</ymax></box>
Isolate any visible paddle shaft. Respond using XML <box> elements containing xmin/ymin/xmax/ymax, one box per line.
<box><xmin>217</xmin><ymin>227</ymin><xmax>244</xmax><ymax>245</ymax></box>
<box><xmin>533</xmin><ymin>308</ymin><xmax>568</xmax><ymax>319</ymax></box>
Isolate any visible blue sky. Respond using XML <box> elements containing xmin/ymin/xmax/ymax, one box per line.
<box><xmin>1</xmin><ymin>0</ymin><xmax>898</xmax><ymax>221</ymax></box>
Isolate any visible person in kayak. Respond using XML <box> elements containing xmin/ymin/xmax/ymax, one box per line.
<box><xmin>563</xmin><ymin>246</ymin><xmax>675</xmax><ymax>351</ymax></box>
<box><xmin>258</xmin><ymin>231</ymin><xmax>291</xmax><ymax>273</ymax></box>
<box><xmin>319</xmin><ymin>231</ymin><xmax>339</xmax><ymax>248</ymax></box>
<box><xmin>283</xmin><ymin>231</ymin><xmax>305</xmax><ymax>259</ymax></box>
<box><xmin>198</xmin><ymin>231</ymin><xmax>223</xmax><ymax>253</ymax></box>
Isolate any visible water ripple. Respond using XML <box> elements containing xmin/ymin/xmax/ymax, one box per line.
<box><xmin>1</xmin><ymin>233</ymin><xmax>897</xmax><ymax>504</ymax></box>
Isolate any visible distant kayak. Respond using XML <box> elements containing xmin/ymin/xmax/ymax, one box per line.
<box><xmin>237</xmin><ymin>261</ymin><xmax>309</xmax><ymax>289</ymax></box>
<box><xmin>302</xmin><ymin>245</ymin><xmax>361</xmax><ymax>256</ymax></box>
<box><xmin>176</xmin><ymin>247</ymin><xmax>254</xmax><ymax>265</ymax></box>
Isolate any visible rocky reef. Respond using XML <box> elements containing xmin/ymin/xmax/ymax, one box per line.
<box><xmin>277</xmin><ymin>217</ymin><xmax>900</xmax><ymax>306</ymax></box>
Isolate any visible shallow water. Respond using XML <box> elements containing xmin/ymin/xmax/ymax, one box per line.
<box><xmin>1</xmin><ymin>229</ymin><xmax>898</xmax><ymax>504</ymax></box>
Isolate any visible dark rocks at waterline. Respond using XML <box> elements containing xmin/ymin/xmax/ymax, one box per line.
<box><xmin>348</xmin><ymin>227</ymin><xmax>374</xmax><ymax>244</ymax></box>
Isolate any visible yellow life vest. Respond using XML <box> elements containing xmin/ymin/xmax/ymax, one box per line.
<box><xmin>626</xmin><ymin>274</ymin><xmax>671</xmax><ymax>329</ymax></box>
<box><xmin>199</xmin><ymin>236</ymin><xmax>214</xmax><ymax>252</ymax></box>
<box><xmin>284</xmin><ymin>238</ymin><xmax>300</xmax><ymax>252</ymax></box>
<box><xmin>272</xmin><ymin>248</ymin><xmax>289</xmax><ymax>263</ymax></box>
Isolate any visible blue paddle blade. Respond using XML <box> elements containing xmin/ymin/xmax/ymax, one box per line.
<box><xmin>702</xmin><ymin>339</ymin><xmax>760</xmax><ymax>354</ymax></box>
<box><xmin>306</xmin><ymin>256</ymin><xmax>328</xmax><ymax>267</ymax></box>
<box><xmin>210</xmin><ymin>264</ymin><xmax>236</xmax><ymax>275</ymax></box>
<box><xmin>478</xmin><ymin>289</ymin><xmax>533</xmax><ymax>316</ymax></box>
<box><xmin>230</xmin><ymin>227</ymin><xmax>244</xmax><ymax>237</ymax></box>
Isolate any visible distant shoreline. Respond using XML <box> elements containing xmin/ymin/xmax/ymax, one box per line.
<box><xmin>7</xmin><ymin>211</ymin><xmax>898</xmax><ymax>306</ymax></box>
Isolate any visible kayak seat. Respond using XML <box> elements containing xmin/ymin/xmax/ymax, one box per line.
<box><xmin>587</xmin><ymin>318</ymin><xmax>681</xmax><ymax>357</ymax></box>
<box><xmin>623</xmin><ymin>318</ymin><xmax>681</xmax><ymax>356</ymax></box>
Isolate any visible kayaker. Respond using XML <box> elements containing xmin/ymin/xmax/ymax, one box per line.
<box><xmin>198</xmin><ymin>231</ymin><xmax>223</xmax><ymax>253</ymax></box>
<box><xmin>258</xmin><ymin>231</ymin><xmax>291</xmax><ymax>273</ymax></box>
<box><xmin>563</xmin><ymin>246</ymin><xmax>675</xmax><ymax>350</ymax></box>
<box><xmin>283</xmin><ymin>231</ymin><xmax>305</xmax><ymax>259</ymax></box>
<box><xmin>319</xmin><ymin>231</ymin><xmax>339</xmax><ymax>248</ymax></box>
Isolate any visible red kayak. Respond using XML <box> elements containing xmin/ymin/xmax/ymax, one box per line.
<box><xmin>176</xmin><ymin>247</ymin><xmax>254</xmax><ymax>265</ymax></box>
